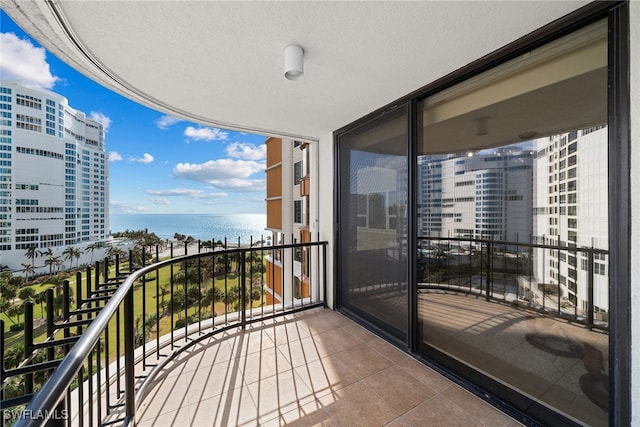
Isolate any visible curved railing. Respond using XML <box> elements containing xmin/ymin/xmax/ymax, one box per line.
<box><xmin>417</xmin><ymin>236</ymin><xmax>608</xmax><ymax>330</ymax></box>
<box><xmin>5</xmin><ymin>239</ymin><xmax>327</xmax><ymax>426</ymax></box>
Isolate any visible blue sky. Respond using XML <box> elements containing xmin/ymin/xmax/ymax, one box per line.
<box><xmin>0</xmin><ymin>10</ymin><xmax>267</xmax><ymax>215</ymax></box>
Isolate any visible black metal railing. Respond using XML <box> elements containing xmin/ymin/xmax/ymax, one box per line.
<box><xmin>2</xmin><ymin>237</ymin><xmax>327</xmax><ymax>426</ymax></box>
<box><xmin>418</xmin><ymin>236</ymin><xmax>608</xmax><ymax>330</ymax></box>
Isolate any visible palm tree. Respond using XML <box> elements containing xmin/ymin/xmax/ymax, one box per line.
<box><xmin>21</xmin><ymin>262</ymin><xmax>35</xmax><ymax>282</ymax></box>
<box><xmin>73</xmin><ymin>247</ymin><xmax>83</xmax><ymax>267</ymax></box>
<box><xmin>62</xmin><ymin>246</ymin><xmax>75</xmax><ymax>269</ymax></box>
<box><xmin>25</xmin><ymin>245</ymin><xmax>39</xmax><ymax>264</ymax></box>
<box><xmin>6</xmin><ymin>303</ymin><xmax>22</xmax><ymax>325</ymax></box>
<box><xmin>34</xmin><ymin>291</ymin><xmax>46</xmax><ymax>318</ymax></box>
<box><xmin>44</xmin><ymin>255</ymin><xmax>61</xmax><ymax>276</ymax></box>
<box><xmin>86</xmin><ymin>242</ymin><xmax>101</xmax><ymax>263</ymax></box>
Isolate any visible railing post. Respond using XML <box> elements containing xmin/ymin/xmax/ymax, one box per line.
<box><xmin>485</xmin><ymin>242</ymin><xmax>491</xmax><ymax>302</ymax></box>
<box><xmin>1</xmin><ymin>320</ymin><xmax>5</xmax><ymax>427</ymax></box>
<box><xmin>46</xmin><ymin>288</ymin><xmax>55</xmax><ymax>366</ymax></box>
<box><xmin>240</xmin><ymin>250</ymin><xmax>247</xmax><ymax>329</ymax></box>
<box><xmin>124</xmin><ymin>286</ymin><xmax>136</xmax><ymax>420</ymax></box>
<box><xmin>24</xmin><ymin>302</ymin><xmax>34</xmax><ymax>395</ymax></box>
<box><xmin>587</xmin><ymin>250</ymin><xmax>594</xmax><ymax>330</ymax></box>
<box><xmin>322</xmin><ymin>242</ymin><xmax>327</xmax><ymax>307</ymax></box>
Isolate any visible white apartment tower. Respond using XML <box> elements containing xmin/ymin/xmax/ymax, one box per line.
<box><xmin>418</xmin><ymin>147</ymin><xmax>534</xmax><ymax>243</ymax></box>
<box><xmin>532</xmin><ymin>127</ymin><xmax>608</xmax><ymax>314</ymax></box>
<box><xmin>0</xmin><ymin>81</ymin><xmax>109</xmax><ymax>270</ymax></box>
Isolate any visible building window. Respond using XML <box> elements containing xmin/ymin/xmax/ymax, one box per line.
<box><xmin>293</xmin><ymin>161</ymin><xmax>302</xmax><ymax>185</ymax></box>
<box><xmin>293</xmin><ymin>200</ymin><xmax>302</xmax><ymax>224</ymax></box>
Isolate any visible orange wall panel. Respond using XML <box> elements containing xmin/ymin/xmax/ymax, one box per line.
<box><xmin>265</xmin><ymin>137</ymin><xmax>282</xmax><ymax>167</ymax></box>
<box><xmin>266</xmin><ymin>200</ymin><xmax>282</xmax><ymax>230</ymax></box>
<box><xmin>266</xmin><ymin>166</ymin><xmax>282</xmax><ymax>198</ymax></box>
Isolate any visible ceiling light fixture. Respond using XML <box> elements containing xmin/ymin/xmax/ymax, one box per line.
<box><xmin>475</xmin><ymin>117</ymin><xmax>489</xmax><ymax>136</ymax></box>
<box><xmin>284</xmin><ymin>44</ymin><xmax>304</xmax><ymax>81</ymax></box>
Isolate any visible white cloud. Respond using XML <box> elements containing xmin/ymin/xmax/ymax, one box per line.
<box><xmin>151</xmin><ymin>198</ymin><xmax>171</xmax><ymax>205</ymax></box>
<box><xmin>207</xmin><ymin>178</ymin><xmax>266</xmax><ymax>192</ymax></box>
<box><xmin>129</xmin><ymin>153</ymin><xmax>154</xmax><ymax>164</ymax></box>
<box><xmin>89</xmin><ymin>112</ymin><xmax>111</xmax><ymax>131</ymax></box>
<box><xmin>197</xmin><ymin>192</ymin><xmax>228</xmax><ymax>199</ymax></box>
<box><xmin>173</xmin><ymin>159</ymin><xmax>264</xmax><ymax>184</ymax></box>
<box><xmin>155</xmin><ymin>115</ymin><xmax>181</xmax><ymax>130</ymax></box>
<box><xmin>226</xmin><ymin>142</ymin><xmax>266</xmax><ymax>161</ymax></box>
<box><xmin>0</xmin><ymin>32</ymin><xmax>59</xmax><ymax>88</ymax></box>
<box><xmin>146</xmin><ymin>188</ymin><xmax>201</xmax><ymax>197</ymax></box>
<box><xmin>146</xmin><ymin>188</ymin><xmax>228</xmax><ymax>199</ymax></box>
<box><xmin>109</xmin><ymin>151</ymin><xmax>123</xmax><ymax>162</ymax></box>
<box><xmin>184</xmin><ymin>126</ymin><xmax>229</xmax><ymax>141</ymax></box>
<box><xmin>110</xmin><ymin>201</ymin><xmax>149</xmax><ymax>213</ymax></box>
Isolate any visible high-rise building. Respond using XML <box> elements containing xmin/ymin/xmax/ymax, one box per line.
<box><xmin>418</xmin><ymin>147</ymin><xmax>534</xmax><ymax>242</ymax></box>
<box><xmin>264</xmin><ymin>137</ymin><xmax>312</xmax><ymax>305</ymax></box>
<box><xmin>532</xmin><ymin>127</ymin><xmax>608</xmax><ymax>313</ymax></box>
<box><xmin>0</xmin><ymin>81</ymin><xmax>109</xmax><ymax>270</ymax></box>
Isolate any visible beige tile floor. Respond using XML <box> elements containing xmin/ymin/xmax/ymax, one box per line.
<box><xmin>418</xmin><ymin>291</ymin><xmax>609</xmax><ymax>426</ymax></box>
<box><xmin>135</xmin><ymin>307</ymin><xmax>518</xmax><ymax>427</ymax></box>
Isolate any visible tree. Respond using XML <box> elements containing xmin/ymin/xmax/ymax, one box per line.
<box><xmin>53</xmin><ymin>293</ymin><xmax>74</xmax><ymax>319</ymax></box>
<box><xmin>18</xmin><ymin>287</ymin><xmax>36</xmax><ymax>302</ymax></box>
<box><xmin>0</xmin><ymin>297</ymin><xmax>10</xmax><ymax>317</ymax></box>
<box><xmin>73</xmin><ymin>247</ymin><xmax>83</xmax><ymax>267</ymax></box>
<box><xmin>34</xmin><ymin>291</ymin><xmax>46</xmax><ymax>318</ymax></box>
<box><xmin>25</xmin><ymin>245</ymin><xmax>39</xmax><ymax>265</ymax></box>
<box><xmin>86</xmin><ymin>241</ymin><xmax>105</xmax><ymax>263</ymax></box>
<box><xmin>21</xmin><ymin>263</ymin><xmax>35</xmax><ymax>282</ymax></box>
<box><xmin>0</xmin><ymin>280</ymin><xmax>17</xmax><ymax>302</ymax></box>
<box><xmin>40</xmin><ymin>247</ymin><xmax>53</xmax><ymax>259</ymax></box>
<box><xmin>62</xmin><ymin>247</ymin><xmax>75</xmax><ymax>269</ymax></box>
<box><xmin>107</xmin><ymin>246</ymin><xmax>126</xmax><ymax>261</ymax></box>
<box><xmin>159</xmin><ymin>285</ymin><xmax>169</xmax><ymax>308</ymax></box>
<box><xmin>135</xmin><ymin>314</ymin><xmax>157</xmax><ymax>346</ymax></box>
<box><xmin>3</xmin><ymin>343</ymin><xmax>25</xmax><ymax>369</ymax></box>
<box><xmin>44</xmin><ymin>255</ymin><xmax>61</xmax><ymax>276</ymax></box>
<box><xmin>168</xmin><ymin>289</ymin><xmax>186</xmax><ymax>318</ymax></box>
<box><xmin>223</xmin><ymin>286</ymin><xmax>240</xmax><ymax>312</ymax></box>
<box><xmin>203</xmin><ymin>286</ymin><xmax>223</xmax><ymax>315</ymax></box>
<box><xmin>6</xmin><ymin>303</ymin><xmax>23</xmax><ymax>325</ymax></box>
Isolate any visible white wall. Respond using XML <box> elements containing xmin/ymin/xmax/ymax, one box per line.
<box><xmin>630</xmin><ymin>2</ymin><xmax>639</xmax><ymax>424</ymax></box>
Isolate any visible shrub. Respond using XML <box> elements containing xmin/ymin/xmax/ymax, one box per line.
<box><xmin>9</xmin><ymin>323</ymin><xmax>24</xmax><ymax>332</ymax></box>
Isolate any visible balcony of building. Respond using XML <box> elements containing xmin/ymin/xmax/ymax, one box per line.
<box><xmin>1</xmin><ymin>236</ymin><xmax>611</xmax><ymax>426</ymax></box>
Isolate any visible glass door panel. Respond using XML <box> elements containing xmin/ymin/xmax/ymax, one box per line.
<box><xmin>338</xmin><ymin>106</ymin><xmax>408</xmax><ymax>340</ymax></box>
<box><xmin>417</xmin><ymin>20</ymin><xmax>609</xmax><ymax>426</ymax></box>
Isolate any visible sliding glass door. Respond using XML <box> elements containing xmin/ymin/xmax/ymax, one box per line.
<box><xmin>337</xmin><ymin>106</ymin><xmax>408</xmax><ymax>341</ymax></box>
<box><xmin>417</xmin><ymin>20</ymin><xmax>609</xmax><ymax>426</ymax></box>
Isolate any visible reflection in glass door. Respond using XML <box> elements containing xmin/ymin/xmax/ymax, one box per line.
<box><xmin>416</xmin><ymin>21</ymin><xmax>609</xmax><ymax>426</ymax></box>
<box><xmin>337</xmin><ymin>106</ymin><xmax>408</xmax><ymax>341</ymax></box>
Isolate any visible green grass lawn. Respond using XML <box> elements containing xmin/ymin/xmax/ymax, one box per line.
<box><xmin>3</xmin><ymin>258</ymin><xmax>268</xmax><ymax>363</ymax></box>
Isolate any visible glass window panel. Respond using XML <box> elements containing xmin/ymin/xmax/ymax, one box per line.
<box><xmin>338</xmin><ymin>106</ymin><xmax>408</xmax><ymax>340</ymax></box>
<box><xmin>417</xmin><ymin>20</ymin><xmax>608</xmax><ymax>426</ymax></box>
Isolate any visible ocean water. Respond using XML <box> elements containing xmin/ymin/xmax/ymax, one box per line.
<box><xmin>110</xmin><ymin>213</ymin><xmax>267</xmax><ymax>244</ymax></box>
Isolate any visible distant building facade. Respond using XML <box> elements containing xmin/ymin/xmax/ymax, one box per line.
<box><xmin>531</xmin><ymin>127</ymin><xmax>608</xmax><ymax>313</ymax></box>
<box><xmin>264</xmin><ymin>137</ymin><xmax>312</xmax><ymax>305</ymax></box>
<box><xmin>0</xmin><ymin>81</ymin><xmax>109</xmax><ymax>270</ymax></box>
<box><xmin>418</xmin><ymin>147</ymin><xmax>534</xmax><ymax>243</ymax></box>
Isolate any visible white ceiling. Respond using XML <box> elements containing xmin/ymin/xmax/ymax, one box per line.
<box><xmin>1</xmin><ymin>1</ymin><xmax>590</xmax><ymax>141</ymax></box>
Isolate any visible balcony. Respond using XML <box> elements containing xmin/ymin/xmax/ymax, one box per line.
<box><xmin>2</xmin><ymin>240</ymin><xmax>518</xmax><ymax>426</ymax></box>
<box><xmin>4</xmin><ymin>234</ymin><xmax>609</xmax><ymax>426</ymax></box>
<box><xmin>133</xmin><ymin>308</ymin><xmax>514</xmax><ymax>426</ymax></box>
